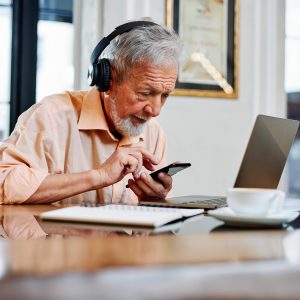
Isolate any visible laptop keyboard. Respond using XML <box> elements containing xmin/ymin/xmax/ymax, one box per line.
<box><xmin>189</xmin><ymin>198</ymin><xmax>227</xmax><ymax>206</ymax></box>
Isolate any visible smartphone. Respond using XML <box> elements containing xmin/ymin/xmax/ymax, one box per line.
<box><xmin>125</xmin><ymin>162</ymin><xmax>191</xmax><ymax>188</ymax></box>
<box><xmin>149</xmin><ymin>162</ymin><xmax>191</xmax><ymax>181</ymax></box>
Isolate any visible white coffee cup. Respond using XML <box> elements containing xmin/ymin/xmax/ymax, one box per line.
<box><xmin>226</xmin><ymin>188</ymin><xmax>285</xmax><ymax>216</ymax></box>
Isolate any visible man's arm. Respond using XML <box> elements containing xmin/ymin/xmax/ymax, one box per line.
<box><xmin>25</xmin><ymin>170</ymin><xmax>102</xmax><ymax>204</ymax></box>
<box><xmin>25</xmin><ymin>147</ymin><xmax>159</xmax><ymax>204</ymax></box>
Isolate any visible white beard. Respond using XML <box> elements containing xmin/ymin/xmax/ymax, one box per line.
<box><xmin>110</xmin><ymin>96</ymin><xmax>149</xmax><ymax>137</ymax></box>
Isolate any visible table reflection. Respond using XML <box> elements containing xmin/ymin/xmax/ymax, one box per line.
<box><xmin>39</xmin><ymin>214</ymin><xmax>229</xmax><ymax>237</ymax></box>
<box><xmin>0</xmin><ymin>204</ymin><xmax>298</xmax><ymax>241</ymax></box>
<box><xmin>0</xmin><ymin>206</ymin><xmax>47</xmax><ymax>240</ymax></box>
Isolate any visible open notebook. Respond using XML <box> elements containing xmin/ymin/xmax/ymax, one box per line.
<box><xmin>40</xmin><ymin>205</ymin><xmax>204</xmax><ymax>228</ymax></box>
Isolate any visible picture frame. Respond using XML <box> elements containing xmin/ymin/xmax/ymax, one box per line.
<box><xmin>165</xmin><ymin>0</ymin><xmax>239</xmax><ymax>98</ymax></box>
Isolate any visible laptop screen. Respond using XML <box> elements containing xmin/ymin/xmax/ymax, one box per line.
<box><xmin>234</xmin><ymin>115</ymin><xmax>299</xmax><ymax>188</ymax></box>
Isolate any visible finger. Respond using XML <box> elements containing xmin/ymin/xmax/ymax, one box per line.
<box><xmin>128</xmin><ymin>148</ymin><xmax>157</xmax><ymax>171</ymax></box>
<box><xmin>137</xmin><ymin>172</ymin><xmax>172</xmax><ymax>197</ymax></box>
<box><xmin>123</xmin><ymin>156</ymin><xmax>139</xmax><ymax>175</ymax></box>
<box><xmin>157</xmin><ymin>173</ymin><xmax>173</xmax><ymax>189</ymax></box>
<box><xmin>124</xmin><ymin>147</ymin><xmax>159</xmax><ymax>171</ymax></box>
<box><xmin>134</xmin><ymin>173</ymin><xmax>155</xmax><ymax>195</ymax></box>
<box><xmin>137</xmin><ymin>148</ymin><xmax>159</xmax><ymax>165</ymax></box>
<box><xmin>143</xmin><ymin>159</ymin><xmax>156</xmax><ymax>171</ymax></box>
<box><xmin>127</xmin><ymin>179</ymin><xmax>144</xmax><ymax>198</ymax></box>
<box><xmin>128</xmin><ymin>152</ymin><xmax>143</xmax><ymax>177</ymax></box>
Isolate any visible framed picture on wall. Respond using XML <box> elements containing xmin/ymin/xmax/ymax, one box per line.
<box><xmin>165</xmin><ymin>0</ymin><xmax>239</xmax><ymax>98</ymax></box>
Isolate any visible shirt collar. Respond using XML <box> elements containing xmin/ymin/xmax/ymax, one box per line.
<box><xmin>77</xmin><ymin>88</ymin><xmax>144</xmax><ymax>145</ymax></box>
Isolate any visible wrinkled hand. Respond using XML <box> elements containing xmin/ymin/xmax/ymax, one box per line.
<box><xmin>97</xmin><ymin>147</ymin><xmax>159</xmax><ymax>187</ymax></box>
<box><xmin>127</xmin><ymin>171</ymin><xmax>172</xmax><ymax>201</ymax></box>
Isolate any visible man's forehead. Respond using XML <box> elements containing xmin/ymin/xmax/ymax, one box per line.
<box><xmin>136</xmin><ymin>79</ymin><xmax>176</xmax><ymax>90</ymax></box>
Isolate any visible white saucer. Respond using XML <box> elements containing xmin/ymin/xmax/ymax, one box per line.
<box><xmin>208</xmin><ymin>207</ymin><xmax>299</xmax><ymax>227</ymax></box>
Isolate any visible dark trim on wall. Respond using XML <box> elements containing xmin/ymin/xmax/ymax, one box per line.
<box><xmin>39</xmin><ymin>8</ymin><xmax>73</xmax><ymax>23</ymax></box>
<box><xmin>9</xmin><ymin>0</ymin><xmax>39</xmax><ymax>133</ymax></box>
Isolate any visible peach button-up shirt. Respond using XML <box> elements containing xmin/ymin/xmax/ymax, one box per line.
<box><xmin>0</xmin><ymin>88</ymin><xmax>167</xmax><ymax>205</ymax></box>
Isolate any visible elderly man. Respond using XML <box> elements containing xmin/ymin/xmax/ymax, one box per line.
<box><xmin>0</xmin><ymin>20</ymin><xmax>182</xmax><ymax>205</ymax></box>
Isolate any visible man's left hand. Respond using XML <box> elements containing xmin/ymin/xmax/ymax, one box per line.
<box><xmin>127</xmin><ymin>172</ymin><xmax>172</xmax><ymax>201</ymax></box>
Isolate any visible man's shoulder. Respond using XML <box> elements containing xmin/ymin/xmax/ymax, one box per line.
<box><xmin>38</xmin><ymin>90</ymin><xmax>87</xmax><ymax>114</ymax></box>
<box><xmin>15</xmin><ymin>90</ymin><xmax>88</xmax><ymax>131</ymax></box>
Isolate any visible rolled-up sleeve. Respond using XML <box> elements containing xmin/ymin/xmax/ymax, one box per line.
<box><xmin>0</xmin><ymin>104</ymin><xmax>51</xmax><ymax>204</ymax></box>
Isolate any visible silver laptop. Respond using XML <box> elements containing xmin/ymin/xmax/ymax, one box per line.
<box><xmin>140</xmin><ymin>115</ymin><xmax>300</xmax><ymax>209</ymax></box>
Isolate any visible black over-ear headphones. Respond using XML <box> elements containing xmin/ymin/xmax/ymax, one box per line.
<box><xmin>87</xmin><ymin>20</ymin><xmax>157</xmax><ymax>92</ymax></box>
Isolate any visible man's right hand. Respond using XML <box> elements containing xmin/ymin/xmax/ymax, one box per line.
<box><xmin>96</xmin><ymin>147</ymin><xmax>159</xmax><ymax>187</ymax></box>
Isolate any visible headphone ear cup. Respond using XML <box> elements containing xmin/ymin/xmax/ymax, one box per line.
<box><xmin>87</xmin><ymin>63</ymin><xmax>97</xmax><ymax>87</ymax></box>
<box><xmin>95</xmin><ymin>58</ymin><xmax>111</xmax><ymax>91</ymax></box>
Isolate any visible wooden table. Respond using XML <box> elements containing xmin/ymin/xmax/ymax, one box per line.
<box><xmin>1</xmin><ymin>204</ymin><xmax>300</xmax><ymax>299</ymax></box>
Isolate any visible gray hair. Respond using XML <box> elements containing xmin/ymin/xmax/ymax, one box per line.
<box><xmin>102</xmin><ymin>20</ymin><xmax>183</xmax><ymax>84</ymax></box>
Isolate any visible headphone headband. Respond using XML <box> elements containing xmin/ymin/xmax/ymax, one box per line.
<box><xmin>88</xmin><ymin>20</ymin><xmax>158</xmax><ymax>91</ymax></box>
<box><xmin>90</xmin><ymin>20</ymin><xmax>157</xmax><ymax>64</ymax></box>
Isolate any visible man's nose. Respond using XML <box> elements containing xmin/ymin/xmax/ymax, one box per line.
<box><xmin>144</xmin><ymin>98</ymin><xmax>162</xmax><ymax>117</ymax></box>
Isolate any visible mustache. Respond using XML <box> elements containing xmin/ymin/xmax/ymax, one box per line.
<box><xmin>132</xmin><ymin>114</ymin><xmax>151</xmax><ymax>121</ymax></box>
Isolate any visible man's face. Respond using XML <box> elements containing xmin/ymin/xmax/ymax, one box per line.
<box><xmin>106</xmin><ymin>64</ymin><xmax>178</xmax><ymax>137</ymax></box>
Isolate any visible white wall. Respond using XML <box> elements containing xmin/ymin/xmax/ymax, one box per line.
<box><xmin>74</xmin><ymin>0</ymin><xmax>286</xmax><ymax>197</ymax></box>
